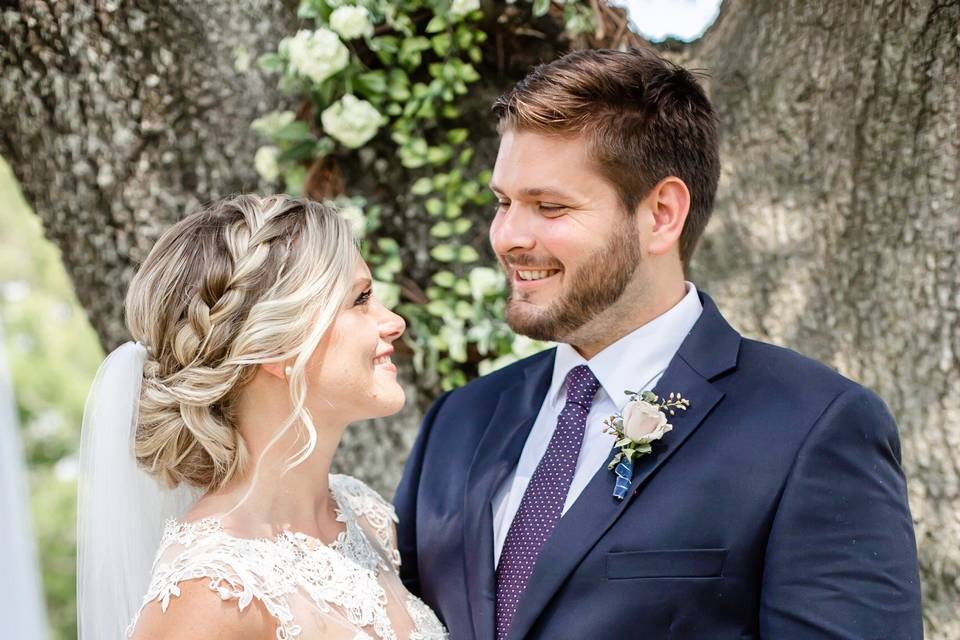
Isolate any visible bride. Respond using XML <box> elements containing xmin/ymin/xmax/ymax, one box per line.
<box><xmin>76</xmin><ymin>194</ymin><xmax>447</xmax><ymax>639</ymax></box>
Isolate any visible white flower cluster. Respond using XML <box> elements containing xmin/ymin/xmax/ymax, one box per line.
<box><xmin>338</xmin><ymin>201</ymin><xmax>366</xmax><ymax>237</ymax></box>
<box><xmin>254</xmin><ymin>146</ymin><xmax>280</xmax><ymax>182</ymax></box>
<box><xmin>478</xmin><ymin>335</ymin><xmax>551</xmax><ymax>375</ymax></box>
<box><xmin>450</xmin><ymin>0</ymin><xmax>480</xmax><ymax>18</ymax></box>
<box><xmin>372</xmin><ymin>280</ymin><xmax>401</xmax><ymax>310</ymax></box>
<box><xmin>329</xmin><ymin>6</ymin><xmax>374</xmax><ymax>40</ymax></box>
<box><xmin>320</xmin><ymin>94</ymin><xmax>384</xmax><ymax>148</ymax></box>
<box><xmin>468</xmin><ymin>267</ymin><xmax>505</xmax><ymax>301</ymax></box>
<box><xmin>285</xmin><ymin>28</ymin><xmax>348</xmax><ymax>84</ymax></box>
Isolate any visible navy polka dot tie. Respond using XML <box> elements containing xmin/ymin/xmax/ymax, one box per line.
<box><xmin>495</xmin><ymin>365</ymin><xmax>600</xmax><ymax>640</ymax></box>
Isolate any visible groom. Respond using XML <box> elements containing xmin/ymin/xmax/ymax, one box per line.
<box><xmin>395</xmin><ymin>48</ymin><xmax>922</xmax><ymax>639</ymax></box>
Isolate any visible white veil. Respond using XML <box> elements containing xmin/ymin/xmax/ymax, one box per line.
<box><xmin>76</xmin><ymin>341</ymin><xmax>198</xmax><ymax>639</ymax></box>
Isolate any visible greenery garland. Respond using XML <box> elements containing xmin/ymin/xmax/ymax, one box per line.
<box><xmin>244</xmin><ymin>0</ymin><xmax>596</xmax><ymax>390</ymax></box>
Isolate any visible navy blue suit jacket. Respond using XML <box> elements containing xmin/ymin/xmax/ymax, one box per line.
<box><xmin>395</xmin><ymin>293</ymin><xmax>922</xmax><ymax>639</ymax></box>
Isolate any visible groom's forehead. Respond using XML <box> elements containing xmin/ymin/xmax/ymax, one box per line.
<box><xmin>492</xmin><ymin>130</ymin><xmax>610</xmax><ymax>194</ymax></box>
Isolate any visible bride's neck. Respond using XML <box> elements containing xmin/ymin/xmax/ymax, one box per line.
<box><xmin>192</xmin><ymin>375</ymin><xmax>349</xmax><ymax>539</ymax></box>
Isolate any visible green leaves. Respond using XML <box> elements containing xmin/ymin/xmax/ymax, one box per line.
<box><xmin>356</xmin><ymin>70</ymin><xmax>387</xmax><ymax>97</ymax></box>
<box><xmin>257</xmin><ymin>53</ymin><xmax>285</xmax><ymax>73</ymax></box>
<box><xmin>399</xmin><ymin>36</ymin><xmax>431</xmax><ymax>69</ymax></box>
<box><xmin>250</xmin><ymin>0</ymin><xmax>505</xmax><ymax>393</ymax></box>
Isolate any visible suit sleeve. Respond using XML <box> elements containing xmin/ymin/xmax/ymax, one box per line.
<box><xmin>760</xmin><ymin>386</ymin><xmax>923</xmax><ymax>639</ymax></box>
<box><xmin>393</xmin><ymin>390</ymin><xmax>452</xmax><ymax>597</ymax></box>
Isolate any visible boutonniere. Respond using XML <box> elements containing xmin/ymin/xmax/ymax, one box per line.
<box><xmin>603</xmin><ymin>390</ymin><xmax>690</xmax><ymax>500</ymax></box>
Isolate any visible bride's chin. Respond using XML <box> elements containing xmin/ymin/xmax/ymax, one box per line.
<box><xmin>364</xmin><ymin>387</ymin><xmax>406</xmax><ymax>421</ymax></box>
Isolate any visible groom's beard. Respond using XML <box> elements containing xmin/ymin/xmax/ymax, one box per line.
<box><xmin>503</xmin><ymin>220</ymin><xmax>642</xmax><ymax>343</ymax></box>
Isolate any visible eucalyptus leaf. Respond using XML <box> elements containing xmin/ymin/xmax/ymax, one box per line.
<box><xmin>257</xmin><ymin>53</ymin><xmax>285</xmax><ymax>73</ymax></box>
<box><xmin>430</xmin><ymin>244</ymin><xmax>456</xmax><ymax>262</ymax></box>
<box><xmin>272</xmin><ymin>121</ymin><xmax>311</xmax><ymax>142</ymax></box>
<box><xmin>430</xmin><ymin>221</ymin><xmax>453</xmax><ymax>238</ymax></box>
<box><xmin>411</xmin><ymin>177</ymin><xmax>433</xmax><ymax>196</ymax></box>
<box><xmin>458</xmin><ymin>246</ymin><xmax>480</xmax><ymax>263</ymax></box>
<box><xmin>432</xmin><ymin>271</ymin><xmax>456</xmax><ymax>288</ymax></box>
<box><xmin>425</xmin><ymin>15</ymin><xmax>447</xmax><ymax>33</ymax></box>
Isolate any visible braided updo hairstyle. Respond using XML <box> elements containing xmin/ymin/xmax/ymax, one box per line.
<box><xmin>125</xmin><ymin>194</ymin><xmax>358</xmax><ymax>491</ymax></box>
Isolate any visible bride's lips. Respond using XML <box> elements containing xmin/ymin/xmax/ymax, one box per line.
<box><xmin>373</xmin><ymin>349</ymin><xmax>397</xmax><ymax>374</ymax></box>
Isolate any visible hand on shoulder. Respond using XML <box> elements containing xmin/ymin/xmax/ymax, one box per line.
<box><xmin>129</xmin><ymin>577</ymin><xmax>274</xmax><ymax>640</ymax></box>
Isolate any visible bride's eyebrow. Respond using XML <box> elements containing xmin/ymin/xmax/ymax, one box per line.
<box><xmin>354</xmin><ymin>277</ymin><xmax>372</xmax><ymax>290</ymax></box>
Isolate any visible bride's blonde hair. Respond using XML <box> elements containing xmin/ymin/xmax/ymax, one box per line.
<box><xmin>125</xmin><ymin>194</ymin><xmax>357</xmax><ymax>491</ymax></box>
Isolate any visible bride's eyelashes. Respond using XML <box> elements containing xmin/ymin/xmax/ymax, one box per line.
<box><xmin>354</xmin><ymin>289</ymin><xmax>373</xmax><ymax>307</ymax></box>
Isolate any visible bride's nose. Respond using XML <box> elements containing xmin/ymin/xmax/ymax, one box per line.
<box><xmin>379</xmin><ymin>307</ymin><xmax>405</xmax><ymax>342</ymax></box>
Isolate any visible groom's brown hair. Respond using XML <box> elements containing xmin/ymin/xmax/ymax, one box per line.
<box><xmin>493</xmin><ymin>47</ymin><xmax>720</xmax><ymax>265</ymax></box>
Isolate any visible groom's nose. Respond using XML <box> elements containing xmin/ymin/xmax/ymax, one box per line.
<box><xmin>490</xmin><ymin>204</ymin><xmax>536</xmax><ymax>256</ymax></box>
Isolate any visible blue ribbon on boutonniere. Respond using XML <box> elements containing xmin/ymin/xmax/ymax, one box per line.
<box><xmin>612</xmin><ymin>457</ymin><xmax>634</xmax><ymax>500</ymax></box>
<box><xmin>604</xmin><ymin>390</ymin><xmax>690</xmax><ymax>501</ymax></box>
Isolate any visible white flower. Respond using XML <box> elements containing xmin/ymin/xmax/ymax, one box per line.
<box><xmin>286</xmin><ymin>28</ymin><xmax>349</xmax><ymax>84</ymax></box>
<box><xmin>320</xmin><ymin>94</ymin><xmax>384</xmax><ymax>148</ymax></box>
<box><xmin>339</xmin><ymin>202</ymin><xmax>366</xmax><ymax>237</ymax></box>
<box><xmin>450</xmin><ymin>0</ymin><xmax>480</xmax><ymax>17</ymax></box>
<box><xmin>478</xmin><ymin>354</ymin><xmax>518</xmax><ymax>376</ymax></box>
<box><xmin>439</xmin><ymin>322</ymin><xmax>468</xmax><ymax>362</ymax></box>
<box><xmin>621</xmin><ymin>399</ymin><xmax>672</xmax><ymax>444</ymax></box>
<box><xmin>329</xmin><ymin>6</ymin><xmax>374</xmax><ymax>40</ymax></box>
<box><xmin>251</xmin><ymin>110</ymin><xmax>296</xmax><ymax>137</ymax></box>
<box><xmin>254</xmin><ymin>146</ymin><xmax>280</xmax><ymax>182</ymax></box>
<box><xmin>512</xmin><ymin>334</ymin><xmax>550</xmax><ymax>358</ymax></box>
<box><xmin>372</xmin><ymin>280</ymin><xmax>401</xmax><ymax>309</ymax></box>
<box><xmin>468</xmin><ymin>267</ymin><xmax>505</xmax><ymax>300</ymax></box>
<box><xmin>233</xmin><ymin>46</ymin><xmax>251</xmax><ymax>73</ymax></box>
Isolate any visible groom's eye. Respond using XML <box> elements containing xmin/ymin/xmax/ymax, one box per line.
<box><xmin>540</xmin><ymin>204</ymin><xmax>567</xmax><ymax>215</ymax></box>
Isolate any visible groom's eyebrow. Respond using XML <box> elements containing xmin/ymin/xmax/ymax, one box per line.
<box><xmin>488</xmin><ymin>183</ymin><xmax>575</xmax><ymax>200</ymax></box>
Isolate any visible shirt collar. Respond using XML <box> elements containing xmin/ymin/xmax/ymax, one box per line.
<box><xmin>549</xmin><ymin>282</ymin><xmax>703</xmax><ymax>411</ymax></box>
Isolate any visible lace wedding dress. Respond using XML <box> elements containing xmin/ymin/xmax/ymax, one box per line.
<box><xmin>127</xmin><ymin>474</ymin><xmax>447</xmax><ymax>640</ymax></box>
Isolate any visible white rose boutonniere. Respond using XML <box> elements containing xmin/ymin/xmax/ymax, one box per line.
<box><xmin>603</xmin><ymin>390</ymin><xmax>690</xmax><ymax>500</ymax></box>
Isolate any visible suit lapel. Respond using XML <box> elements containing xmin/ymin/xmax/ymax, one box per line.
<box><xmin>505</xmin><ymin>293</ymin><xmax>741</xmax><ymax>640</ymax></box>
<box><xmin>462</xmin><ymin>349</ymin><xmax>555</xmax><ymax>640</ymax></box>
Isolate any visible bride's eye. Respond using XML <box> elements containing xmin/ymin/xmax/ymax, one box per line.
<box><xmin>354</xmin><ymin>289</ymin><xmax>373</xmax><ymax>307</ymax></box>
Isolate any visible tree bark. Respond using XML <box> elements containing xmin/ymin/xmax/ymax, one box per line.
<box><xmin>685</xmin><ymin>0</ymin><xmax>960</xmax><ymax>634</ymax></box>
<box><xmin>2</xmin><ymin>0</ymin><xmax>957</xmax><ymax>634</ymax></box>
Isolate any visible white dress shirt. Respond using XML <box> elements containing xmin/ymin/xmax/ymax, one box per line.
<box><xmin>491</xmin><ymin>282</ymin><xmax>703</xmax><ymax>566</ymax></box>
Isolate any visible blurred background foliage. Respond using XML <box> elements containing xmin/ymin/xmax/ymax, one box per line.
<box><xmin>0</xmin><ymin>157</ymin><xmax>102</xmax><ymax>639</ymax></box>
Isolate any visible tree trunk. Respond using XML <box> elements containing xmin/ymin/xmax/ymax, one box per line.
<box><xmin>685</xmin><ymin>0</ymin><xmax>960</xmax><ymax>635</ymax></box>
<box><xmin>2</xmin><ymin>0</ymin><xmax>957</xmax><ymax>634</ymax></box>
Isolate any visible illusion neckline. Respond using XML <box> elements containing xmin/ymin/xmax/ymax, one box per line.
<box><xmin>170</xmin><ymin>476</ymin><xmax>355</xmax><ymax>550</ymax></box>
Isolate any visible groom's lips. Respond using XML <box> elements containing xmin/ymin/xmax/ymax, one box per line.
<box><xmin>512</xmin><ymin>268</ymin><xmax>562</xmax><ymax>291</ymax></box>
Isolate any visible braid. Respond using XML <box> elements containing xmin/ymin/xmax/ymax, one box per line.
<box><xmin>126</xmin><ymin>194</ymin><xmax>354</xmax><ymax>490</ymax></box>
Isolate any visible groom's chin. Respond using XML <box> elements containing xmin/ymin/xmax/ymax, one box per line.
<box><xmin>505</xmin><ymin>301</ymin><xmax>561</xmax><ymax>343</ymax></box>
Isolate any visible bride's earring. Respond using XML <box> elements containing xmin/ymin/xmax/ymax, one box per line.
<box><xmin>284</xmin><ymin>365</ymin><xmax>292</xmax><ymax>378</ymax></box>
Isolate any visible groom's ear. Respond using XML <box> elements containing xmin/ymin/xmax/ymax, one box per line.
<box><xmin>641</xmin><ymin>176</ymin><xmax>690</xmax><ymax>258</ymax></box>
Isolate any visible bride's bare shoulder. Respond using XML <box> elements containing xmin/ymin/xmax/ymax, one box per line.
<box><xmin>129</xmin><ymin>578</ymin><xmax>274</xmax><ymax>640</ymax></box>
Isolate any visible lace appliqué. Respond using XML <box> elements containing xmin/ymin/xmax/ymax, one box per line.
<box><xmin>407</xmin><ymin>595</ymin><xmax>448</xmax><ymax>640</ymax></box>
<box><xmin>331</xmin><ymin>474</ymin><xmax>402</xmax><ymax>570</ymax></box>
<box><xmin>127</xmin><ymin>475</ymin><xmax>446</xmax><ymax>640</ymax></box>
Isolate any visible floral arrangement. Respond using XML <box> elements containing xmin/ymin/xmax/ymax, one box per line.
<box><xmin>243</xmin><ymin>0</ymin><xmax>595</xmax><ymax>390</ymax></box>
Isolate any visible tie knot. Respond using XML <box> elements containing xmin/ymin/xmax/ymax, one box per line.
<box><xmin>564</xmin><ymin>365</ymin><xmax>600</xmax><ymax>407</ymax></box>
